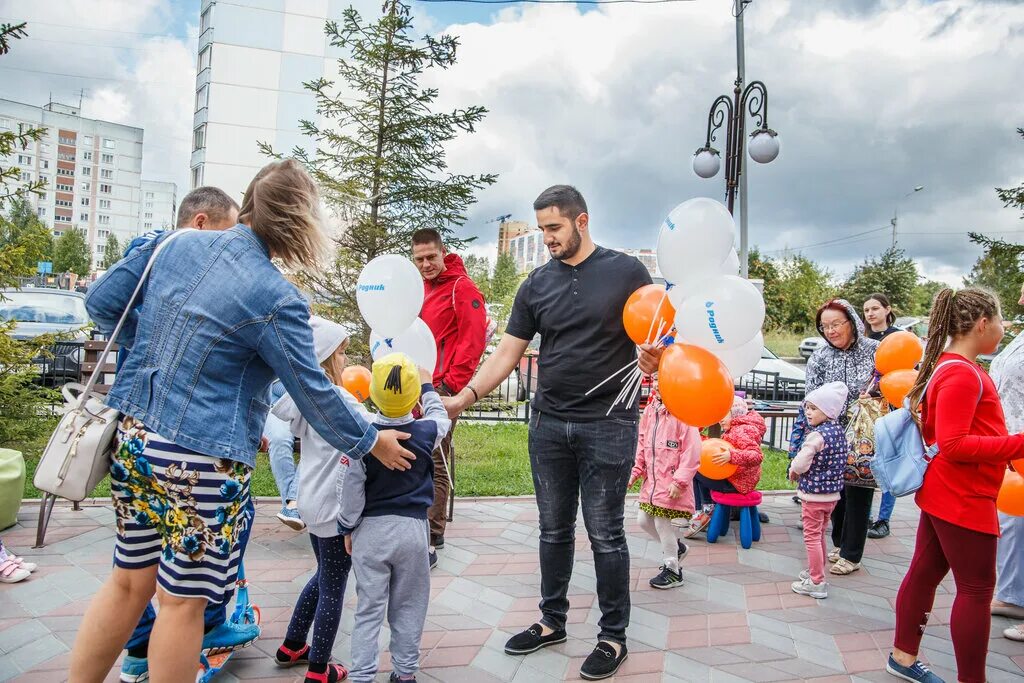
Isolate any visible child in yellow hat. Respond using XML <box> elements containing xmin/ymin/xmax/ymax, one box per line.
<box><xmin>339</xmin><ymin>352</ymin><xmax>451</xmax><ymax>683</ymax></box>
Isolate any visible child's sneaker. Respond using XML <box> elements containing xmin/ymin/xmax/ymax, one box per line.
<box><xmin>389</xmin><ymin>674</ymin><xmax>417</xmax><ymax>683</ymax></box>
<box><xmin>277</xmin><ymin>506</ymin><xmax>306</xmax><ymax>531</ymax></box>
<box><xmin>791</xmin><ymin>577</ymin><xmax>828</xmax><ymax>599</ymax></box>
<box><xmin>119</xmin><ymin>655</ymin><xmax>149</xmax><ymax>682</ymax></box>
<box><xmin>885</xmin><ymin>655</ymin><xmax>944</xmax><ymax>682</ymax></box>
<box><xmin>649</xmin><ymin>565</ymin><xmax>683</xmax><ymax>590</ymax></box>
<box><xmin>677</xmin><ymin>540</ymin><xmax>688</xmax><ymax>561</ymax></box>
<box><xmin>684</xmin><ymin>505</ymin><xmax>713</xmax><ymax>538</ymax></box>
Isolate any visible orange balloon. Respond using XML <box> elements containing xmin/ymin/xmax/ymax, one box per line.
<box><xmin>699</xmin><ymin>438</ymin><xmax>738</xmax><ymax>480</ymax></box>
<box><xmin>996</xmin><ymin>469</ymin><xmax>1024</xmax><ymax>517</ymax></box>
<box><xmin>657</xmin><ymin>343</ymin><xmax>734</xmax><ymax>428</ymax></box>
<box><xmin>876</xmin><ymin>331</ymin><xmax>925</xmax><ymax>375</ymax></box>
<box><xmin>623</xmin><ymin>284</ymin><xmax>676</xmax><ymax>346</ymax></box>
<box><xmin>880</xmin><ymin>369</ymin><xmax>918</xmax><ymax>407</ymax></box>
<box><xmin>1013</xmin><ymin>459</ymin><xmax>1024</xmax><ymax>475</ymax></box>
<box><xmin>341</xmin><ymin>366</ymin><xmax>372</xmax><ymax>402</ymax></box>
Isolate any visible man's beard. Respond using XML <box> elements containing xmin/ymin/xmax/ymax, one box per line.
<box><xmin>550</xmin><ymin>226</ymin><xmax>582</xmax><ymax>261</ymax></box>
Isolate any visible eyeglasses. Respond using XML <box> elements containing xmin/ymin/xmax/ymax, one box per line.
<box><xmin>818</xmin><ymin>320</ymin><xmax>850</xmax><ymax>334</ymax></box>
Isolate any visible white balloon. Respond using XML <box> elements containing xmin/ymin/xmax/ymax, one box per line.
<box><xmin>674</xmin><ymin>275</ymin><xmax>765</xmax><ymax>351</ymax></box>
<box><xmin>357</xmin><ymin>254</ymin><xmax>423</xmax><ymax>338</ymax></box>
<box><xmin>370</xmin><ymin>318</ymin><xmax>437</xmax><ymax>375</ymax></box>
<box><xmin>713</xmin><ymin>332</ymin><xmax>764</xmax><ymax>379</ymax></box>
<box><xmin>720</xmin><ymin>248</ymin><xmax>740</xmax><ymax>275</ymax></box>
<box><xmin>656</xmin><ymin>198</ymin><xmax>736</xmax><ymax>289</ymax></box>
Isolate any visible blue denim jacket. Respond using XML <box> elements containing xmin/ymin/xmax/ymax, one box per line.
<box><xmin>86</xmin><ymin>225</ymin><xmax>378</xmax><ymax>467</ymax></box>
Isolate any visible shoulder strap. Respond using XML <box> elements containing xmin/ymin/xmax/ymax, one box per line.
<box><xmin>79</xmin><ymin>229</ymin><xmax>195</xmax><ymax>405</ymax></box>
<box><xmin>923</xmin><ymin>359</ymin><xmax>984</xmax><ymax>402</ymax></box>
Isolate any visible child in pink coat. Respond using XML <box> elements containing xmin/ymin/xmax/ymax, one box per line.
<box><xmin>628</xmin><ymin>384</ymin><xmax>702</xmax><ymax>589</ymax></box>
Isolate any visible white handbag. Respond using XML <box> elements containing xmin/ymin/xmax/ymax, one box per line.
<box><xmin>33</xmin><ymin>230</ymin><xmax>193</xmax><ymax>501</ymax></box>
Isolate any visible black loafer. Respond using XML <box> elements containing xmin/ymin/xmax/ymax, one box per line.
<box><xmin>504</xmin><ymin>623</ymin><xmax>567</xmax><ymax>655</ymax></box>
<box><xmin>580</xmin><ymin>641</ymin><xmax>628</xmax><ymax>680</ymax></box>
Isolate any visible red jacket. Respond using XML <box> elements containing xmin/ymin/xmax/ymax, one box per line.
<box><xmin>917</xmin><ymin>353</ymin><xmax>1024</xmax><ymax>536</ymax></box>
<box><xmin>420</xmin><ymin>253</ymin><xmax>487</xmax><ymax>393</ymax></box>
<box><xmin>720</xmin><ymin>411</ymin><xmax>766</xmax><ymax>495</ymax></box>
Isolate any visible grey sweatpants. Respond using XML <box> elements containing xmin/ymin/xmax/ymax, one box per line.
<box><xmin>349</xmin><ymin>515</ymin><xmax>431</xmax><ymax>683</ymax></box>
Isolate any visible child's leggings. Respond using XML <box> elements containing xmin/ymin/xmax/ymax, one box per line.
<box><xmin>894</xmin><ymin>512</ymin><xmax>996</xmax><ymax>683</ymax></box>
<box><xmin>800</xmin><ymin>500</ymin><xmax>836</xmax><ymax>584</ymax></box>
<box><xmin>637</xmin><ymin>508</ymin><xmax>684</xmax><ymax>571</ymax></box>
<box><xmin>285</xmin><ymin>533</ymin><xmax>352</xmax><ymax>665</ymax></box>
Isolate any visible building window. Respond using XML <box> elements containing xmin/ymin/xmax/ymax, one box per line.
<box><xmin>55</xmin><ymin>215</ymin><xmax>71</xmax><ymax>223</ymax></box>
<box><xmin>37</xmin><ymin>207</ymin><xmax>45</xmax><ymax>218</ymax></box>
<box><xmin>198</xmin><ymin>46</ymin><xmax>212</xmax><ymax>71</ymax></box>
<box><xmin>96</xmin><ymin>244</ymin><xmax>104</xmax><ymax>255</ymax></box>
<box><xmin>102</xmin><ymin>139</ymin><xmax>115</xmax><ymax>150</ymax></box>
<box><xmin>81</xmin><ymin>166</ymin><xmax>93</xmax><ymax>177</ymax></box>
<box><xmin>195</xmin><ymin>84</ymin><xmax>209</xmax><ymax>111</ymax></box>
<box><xmin>58</xmin><ymin>135</ymin><xmax>75</xmax><ymax>145</ymax></box>
<box><xmin>82</xmin><ymin>135</ymin><xmax>93</xmax><ymax>146</ymax></box>
<box><xmin>82</xmin><ymin>151</ymin><xmax>92</xmax><ymax>161</ymax></box>
<box><xmin>81</xmin><ymin>182</ymin><xmax>91</xmax><ymax>192</ymax></box>
<box><xmin>144</xmin><ymin>222</ymin><xmax>152</xmax><ymax>229</ymax></box>
<box><xmin>101</xmin><ymin>153</ymin><xmax>113</xmax><ymax>164</ymax></box>
<box><xmin>17</xmin><ymin>154</ymin><xmax>31</xmax><ymax>165</ymax></box>
<box><xmin>0</xmin><ymin>118</ymin><xmax>9</xmax><ymax>129</ymax></box>
<box><xmin>100</xmin><ymin>184</ymin><xmax>112</xmax><ymax>194</ymax></box>
<box><xmin>144</xmin><ymin>212</ymin><xmax>153</xmax><ymax>219</ymax></box>
<box><xmin>40</xmin><ymin>159</ymin><xmax>48</xmax><ymax>169</ymax></box>
<box><xmin>39</xmin><ymin>173</ymin><xmax>48</xmax><ymax>184</ymax></box>
<box><xmin>40</xmin><ymin>143</ymin><xmax>50</xmax><ymax>154</ymax></box>
<box><xmin>98</xmin><ymin>229</ymin><xmax>109</xmax><ymax>239</ymax></box>
<box><xmin>98</xmin><ymin>215</ymin><xmax>110</xmax><ymax>225</ymax></box>
<box><xmin>146</xmin><ymin>191</ymin><xmax>154</xmax><ymax>199</ymax></box>
<box><xmin>145</xmin><ymin>201</ymin><xmax>153</xmax><ymax>208</ymax></box>
<box><xmin>100</xmin><ymin>169</ymin><xmax>113</xmax><ymax>179</ymax></box>
<box><xmin>200</xmin><ymin>6</ymin><xmax>212</xmax><ymax>32</ymax></box>
<box><xmin>192</xmin><ymin>124</ymin><xmax>206</xmax><ymax>152</ymax></box>
<box><xmin>56</xmin><ymin>199</ymin><xmax>72</xmax><ymax>208</ymax></box>
<box><xmin>81</xmin><ymin>197</ymin><xmax>90</xmax><ymax>206</ymax></box>
<box><xmin>56</xmin><ymin>168</ymin><xmax>74</xmax><ymax>177</ymax></box>
<box><xmin>58</xmin><ymin>151</ymin><xmax>75</xmax><ymax>161</ymax></box>
<box><xmin>80</xmin><ymin>212</ymin><xmax>89</xmax><ymax>222</ymax></box>
<box><xmin>20</xmin><ymin>171</ymin><xmax>31</xmax><ymax>182</ymax></box>
<box><xmin>191</xmin><ymin>165</ymin><xmax>203</xmax><ymax>189</ymax></box>
<box><xmin>99</xmin><ymin>199</ymin><xmax>110</xmax><ymax>209</ymax></box>
<box><xmin>56</xmin><ymin>183</ymin><xmax>73</xmax><ymax>192</ymax></box>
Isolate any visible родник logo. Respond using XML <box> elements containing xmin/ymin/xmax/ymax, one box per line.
<box><xmin>358</xmin><ymin>283</ymin><xmax>385</xmax><ymax>292</ymax></box>
<box><xmin>705</xmin><ymin>301</ymin><xmax>725</xmax><ymax>344</ymax></box>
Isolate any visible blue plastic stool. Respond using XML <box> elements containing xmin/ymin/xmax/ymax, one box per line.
<box><xmin>705</xmin><ymin>490</ymin><xmax>763</xmax><ymax>549</ymax></box>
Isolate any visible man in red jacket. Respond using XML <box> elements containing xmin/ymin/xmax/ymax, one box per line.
<box><xmin>412</xmin><ymin>228</ymin><xmax>488</xmax><ymax>565</ymax></box>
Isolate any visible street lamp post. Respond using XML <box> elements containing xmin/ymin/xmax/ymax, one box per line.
<box><xmin>891</xmin><ymin>185</ymin><xmax>925</xmax><ymax>247</ymax></box>
<box><xmin>692</xmin><ymin>0</ymin><xmax>779</xmax><ymax>279</ymax></box>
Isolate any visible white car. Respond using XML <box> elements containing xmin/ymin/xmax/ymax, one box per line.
<box><xmin>798</xmin><ymin>336</ymin><xmax>825</xmax><ymax>359</ymax></box>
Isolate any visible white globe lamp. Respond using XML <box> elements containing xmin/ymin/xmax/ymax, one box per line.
<box><xmin>748</xmin><ymin>128</ymin><xmax>780</xmax><ymax>164</ymax></box>
<box><xmin>692</xmin><ymin>147</ymin><xmax>721</xmax><ymax>179</ymax></box>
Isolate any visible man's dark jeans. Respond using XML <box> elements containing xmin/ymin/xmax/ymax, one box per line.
<box><xmin>528</xmin><ymin>410</ymin><xmax>636</xmax><ymax>644</ymax></box>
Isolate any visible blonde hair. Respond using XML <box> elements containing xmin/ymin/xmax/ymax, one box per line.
<box><xmin>239</xmin><ymin>159</ymin><xmax>328</xmax><ymax>270</ymax></box>
<box><xmin>906</xmin><ymin>287</ymin><xmax>1000</xmax><ymax>423</ymax></box>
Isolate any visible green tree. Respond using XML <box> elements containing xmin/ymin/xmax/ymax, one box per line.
<box><xmin>965</xmin><ymin>232</ymin><xmax>1024</xmax><ymax>319</ymax></box>
<box><xmin>462</xmin><ymin>253</ymin><xmax>491</xmax><ymax>299</ymax></box>
<box><xmin>101</xmin><ymin>234</ymin><xmax>121</xmax><ymax>269</ymax></box>
<box><xmin>840</xmin><ymin>246</ymin><xmax>920</xmax><ymax>315</ymax></box>
<box><xmin>1</xmin><ymin>197</ymin><xmax>53</xmax><ymax>275</ymax></box>
<box><xmin>53</xmin><ymin>227</ymin><xmax>90</xmax><ymax>277</ymax></box>
<box><xmin>909</xmin><ymin>280</ymin><xmax>946</xmax><ymax>317</ymax></box>
<box><xmin>487</xmin><ymin>252</ymin><xmax>523</xmax><ymax>330</ymax></box>
<box><xmin>996</xmin><ymin>128</ymin><xmax>1024</xmax><ymax>220</ymax></box>
<box><xmin>0</xmin><ymin>22</ymin><xmax>62</xmax><ymax>445</ymax></box>
<box><xmin>747</xmin><ymin>247</ymin><xmax>784</xmax><ymax>329</ymax></box>
<box><xmin>774</xmin><ymin>254</ymin><xmax>836</xmax><ymax>331</ymax></box>
<box><xmin>261</xmin><ymin>0</ymin><xmax>496</xmax><ymax>359</ymax></box>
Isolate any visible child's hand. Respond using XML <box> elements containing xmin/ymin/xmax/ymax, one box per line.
<box><xmin>344</xmin><ymin>535</ymin><xmax>352</xmax><ymax>555</ymax></box>
<box><xmin>788</xmin><ymin>469</ymin><xmax>800</xmax><ymax>482</ymax></box>
<box><xmin>628</xmin><ymin>475</ymin><xmax>639</xmax><ymax>488</ymax></box>
<box><xmin>711</xmin><ymin>449</ymin><xmax>732</xmax><ymax>466</ymax></box>
<box><xmin>668</xmin><ymin>482</ymin><xmax>681</xmax><ymax>499</ymax></box>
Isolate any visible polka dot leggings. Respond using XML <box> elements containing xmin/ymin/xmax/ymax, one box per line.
<box><xmin>285</xmin><ymin>534</ymin><xmax>352</xmax><ymax>665</ymax></box>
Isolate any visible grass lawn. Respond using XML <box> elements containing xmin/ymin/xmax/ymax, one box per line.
<box><xmin>18</xmin><ymin>422</ymin><xmax>794</xmax><ymax>500</ymax></box>
<box><xmin>764</xmin><ymin>328</ymin><xmax>809</xmax><ymax>358</ymax></box>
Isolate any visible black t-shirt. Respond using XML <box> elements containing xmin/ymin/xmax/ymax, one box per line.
<box><xmin>867</xmin><ymin>325</ymin><xmax>899</xmax><ymax>341</ymax></box>
<box><xmin>505</xmin><ymin>245</ymin><xmax>653</xmax><ymax>421</ymax></box>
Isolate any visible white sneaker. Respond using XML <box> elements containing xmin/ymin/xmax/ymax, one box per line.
<box><xmin>791</xmin><ymin>577</ymin><xmax>827</xmax><ymax>599</ymax></box>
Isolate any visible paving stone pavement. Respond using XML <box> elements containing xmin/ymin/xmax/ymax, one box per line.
<box><xmin>2</xmin><ymin>493</ymin><xmax>1022</xmax><ymax>682</ymax></box>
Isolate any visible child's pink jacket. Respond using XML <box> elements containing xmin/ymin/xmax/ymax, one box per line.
<box><xmin>631</xmin><ymin>394</ymin><xmax>702</xmax><ymax>513</ymax></box>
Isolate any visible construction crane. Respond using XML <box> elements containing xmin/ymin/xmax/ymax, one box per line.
<box><xmin>486</xmin><ymin>213</ymin><xmax>512</xmax><ymax>224</ymax></box>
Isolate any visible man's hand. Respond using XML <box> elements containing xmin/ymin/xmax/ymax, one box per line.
<box><xmin>637</xmin><ymin>343</ymin><xmax>664</xmax><ymax>376</ymax></box>
<box><xmin>711</xmin><ymin>449</ymin><xmax>732</xmax><ymax>466</ymax></box>
<box><xmin>668</xmin><ymin>482</ymin><xmax>681</xmax><ymax>499</ymax></box>
<box><xmin>259</xmin><ymin>436</ymin><xmax>269</xmax><ymax>453</ymax></box>
<box><xmin>442</xmin><ymin>389</ymin><xmax>474</xmax><ymax>420</ymax></box>
<box><xmin>370</xmin><ymin>430</ymin><xmax>414</xmax><ymax>470</ymax></box>
<box><xmin>419</xmin><ymin>367</ymin><xmax>432</xmax><ymax>384</ymax></box>
<box><xmin>344</xmin><ymin>535</ymin><xmax>352</xmax><ymax>555</ymax></box>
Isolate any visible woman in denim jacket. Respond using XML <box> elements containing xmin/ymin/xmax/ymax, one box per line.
<box><xmin>69</xmin><ymin>160</ymin><xmax>415</xmax><ymax>683</ymax></box>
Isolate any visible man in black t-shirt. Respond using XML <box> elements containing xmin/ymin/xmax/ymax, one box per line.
<box><xmin>444</xmin><ymin>186</ymin><xmax>652</xmax><ymax>681</ymax></box>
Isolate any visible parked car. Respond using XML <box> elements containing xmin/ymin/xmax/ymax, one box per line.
<box><xmin>0</xmin><ymin>287</ymin><xmax>90</xmax><ymax>385</ymax></box>
<box><xmin>798</xmin><ymin>336</ymin><xmax>824</xmax><ymax>359</ymax></box>
<box><xmin>737</xmin><ymin>347</ymin><xmax>806</xmax><ymax>401</ymax></box>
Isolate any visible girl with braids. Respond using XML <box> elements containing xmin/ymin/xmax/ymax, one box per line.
<box><xmin>887</xmin><ymin>287</ymin><xmax>1024</xmax><ymax>683</ymax></box>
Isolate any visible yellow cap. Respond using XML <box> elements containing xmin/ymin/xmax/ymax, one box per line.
<box><xmin>370</xmin><ymin>352</ymin><xmax>421</xmax><ymax>418</ymax></box>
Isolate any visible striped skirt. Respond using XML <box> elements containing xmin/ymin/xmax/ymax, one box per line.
<box><xmin>111</xmin><ymin>417</ymin><xmax>252</xmax><ymax>602</ymax></box>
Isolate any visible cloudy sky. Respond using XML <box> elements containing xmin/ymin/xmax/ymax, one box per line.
<box><xmin>1</xmin><ymin>0</ymin><xmax>1021</xmax><ymax>286</ymax></box>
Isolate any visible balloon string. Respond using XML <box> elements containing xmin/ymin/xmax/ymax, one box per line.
<box><xmin>585</xmin><ymin>359</ymin><xmax>641</xmax><ymax>396</ymax></box>
<box><xmin>644</xmin><ymin>289</ymin><xmax>670</xmax><ymax>345</ymax></box>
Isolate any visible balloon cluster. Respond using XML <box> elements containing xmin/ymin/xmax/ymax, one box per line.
<box><xmin>654</xmin><ymin>198</ymin><xmax>766</xmax><ymax>427</ymax></box>
<box><xmin>874</xmin><ymin>332</ymin><xmax>925</xmax><ymax>406</ymax></box>
<box><xmin>346</xmin><ymin>254</ymin><xmax>437</xmax><ymax>399</ymax></box>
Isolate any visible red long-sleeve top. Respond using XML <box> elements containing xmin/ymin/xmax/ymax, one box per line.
<box><xmin>916</xmin><ymin>353</ymin><xmax>1024</xmax><ymax>535</ymax></box>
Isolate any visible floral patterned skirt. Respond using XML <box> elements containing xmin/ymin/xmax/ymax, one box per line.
<box><xmin>111</xmin><ymin>417</ymin><xmax>252</xmax><ymax>601</ymax></box>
